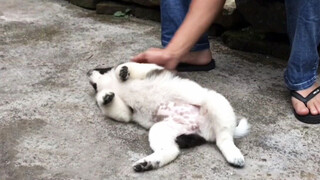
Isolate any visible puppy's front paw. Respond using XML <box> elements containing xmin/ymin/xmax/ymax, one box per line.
<box><xmin>119</xmin><ymin>66</ymin><xmax>130</xmax><ymax>81</ymax></box>
<box><xmin>103</xmin><ymin>92</ymin><xmax>115</xmax><ymax>105</ymax></box>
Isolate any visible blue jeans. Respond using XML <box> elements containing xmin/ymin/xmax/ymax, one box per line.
<box><xmin>161</xmin><ymin>0</ymin><xmax>320</xmax><ymax>91</ymax></box>
<box><xmin>284</xmin><ymin>0</ymin><xmax>320</xmax><ymax>91</ymax></box>
<box><xmin>160</xmin><ymin>0</ymin><xmax>210</xmax><ymax>51</ymax></box>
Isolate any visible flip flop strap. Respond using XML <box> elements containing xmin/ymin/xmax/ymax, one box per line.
<box><xmin>291</xmin><ymin>86</ymin><xmax>320</xmax><ymax>106</ymax></box>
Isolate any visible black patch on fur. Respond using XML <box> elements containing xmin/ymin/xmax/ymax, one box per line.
<box><xmin>228</xmin><ymin>161</ymin><xmax>245</xmax><ymax>168</ymax></box>
<box><xmin>90</xmin><ymin>82</ymin><xmax>97</xmax><ymax>92</ymax></box>
<box><xmin>94</xmin><ymin>67</ymin><xmax>113</xmax><ymax>74</ymax></box>
<box><xmin>119</xmin><ymin>66</ymin><xmax>129</xmax><ymax>81</ymax></box>
<box><xmin>146</xmin><ymin>69</ymin><xmax>166</xmax><ymax>78</ymax></box>
<box><xmin>103</xmin><ymin>92</ymin><xmax>115</xmax><ymax>105</ymax></box>
<box><xmin>133</xmin><ymin>161</ymin><xmax>154</xmax><ymax>172</ymax></box>
<box><xmin>175</xmin><ymin>134</ymin><xmax>206</xmax><ymax>149</ymax></box>
<box><xmin>129</xmin><ymin>106</ymin><xmax>134</xmax><ymax>113</ymax></box>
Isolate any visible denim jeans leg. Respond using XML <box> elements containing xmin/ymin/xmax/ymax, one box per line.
<box><xmin>160</xmin><ymin>0</ymin><xmax>210</xmax><ymax>51</ymax></box>
<box><xmin>284</xmin><ymin>0</ymin><xmax>320</xmax><ymax>91</ymax></box>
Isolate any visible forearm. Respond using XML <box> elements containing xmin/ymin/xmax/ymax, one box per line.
<box><xmin>165</xmin><ymin>0</ymin><xmax>226</xmax><ymax>58</ymax></box>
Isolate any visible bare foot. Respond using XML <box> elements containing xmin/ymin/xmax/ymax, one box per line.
<box><xmin>180</xmin><ymin>49</ymin><xmax>212</xmax><ymax>65</ymax></box>
<box><xmin>292</xmin><ymin>83</ymin><xmax>320</xmax><ymax>116</ymax></box>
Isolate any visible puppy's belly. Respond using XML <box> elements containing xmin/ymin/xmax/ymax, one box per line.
<box><xmin>154</xmin><ymin>102</ymin><xmax>205</xmax><ymax>134</ymax></box>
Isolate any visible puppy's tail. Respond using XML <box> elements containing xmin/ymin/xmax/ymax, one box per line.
<box><xmin>234</xmin><ymin>118</ymin><xmax>250</xmax><ymax>138</ymax></box>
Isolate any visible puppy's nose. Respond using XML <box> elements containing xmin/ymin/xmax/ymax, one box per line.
<box><xmin>87</xmin><ymin>69</ymin><xmax>94</xmax><ymax>77</ymax></box>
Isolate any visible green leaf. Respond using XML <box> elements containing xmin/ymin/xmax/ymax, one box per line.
<box><xmin>125</xmin><ymin>8</ymin><xmax>131</xmax><ymax>14</ymax></box>
<box><xmin>113</xmin><ymin>11</ymin><xmax>125</xmax><ymax>17</ymax></box>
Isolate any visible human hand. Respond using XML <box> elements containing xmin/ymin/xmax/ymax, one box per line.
<box><xmin>131</xmin><ymin>48</ymin><xmax>180</xmax><ymax>70</ymax></box>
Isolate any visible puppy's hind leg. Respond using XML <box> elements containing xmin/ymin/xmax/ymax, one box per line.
<box><xmin>133</xmin><ymin>121</ymin><xmax>180</xmax><ymax>172</ymax></box>
<box><xmin>204</xmin><ymin>91</ymin><xmax>245</xmax><ymax>167</ymax></box>
<box><xmin>216</xmin><ymin>131</ymin><xmax>245</xmax><ymax>167</ymax></box>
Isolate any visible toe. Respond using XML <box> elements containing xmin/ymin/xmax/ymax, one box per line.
<box><xmin>314</xmin><ymin>95</ymin><xmax>320</xmax><ymax>113</ymax></box>
<box><xmin>313</xmin><ymin>101</ymin><xmax>320</xmax><ymax>114</ymax></box>
<box><xmin>292</xmin><ymin>98</ymin><xmax>309</xmax><ymax>116</ymax></box>
<box><xmin>308</xmin><ymin>102</ymin><xmax>319</xmax><ymax>115</ymax></box>
<box><xmin>306</xmin><ymin>93</ymin><xmax>320</xmax><ymax>115</ymax></box>
<box><xmin>293</xmin><ymin>83</ymin><xmax>320</xmax><ymax>116</ymax></box>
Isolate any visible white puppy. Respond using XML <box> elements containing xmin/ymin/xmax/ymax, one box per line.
<box><xmin>87</xmin><ymin>62</ymin><xmax>250</xmax><ymax>172</ymax></box>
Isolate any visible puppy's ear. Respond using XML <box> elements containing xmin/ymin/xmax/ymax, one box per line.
<box><xmin>90</xmin><ymin>82</ymin><xmax>97</xmax><ymax>92</ymax></box>
<box><xmin>87</xmin><ymin>67</ymin><xmax>113</xmax><ymax>92</ymax></box>
<box><xmin>93</xmin><ymin>67</ymin><xmax>113</xmax><ymax>75</ymax></box>
<box><xmin>87</xmin><ymin>68</ymin><xmax>109</xmax><ymax>92</ymax></box>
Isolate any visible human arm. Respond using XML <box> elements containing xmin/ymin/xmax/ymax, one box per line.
<box><xmin>132</xmin><ymin>0</ymin><xmax>226</xmax><ymax>69</ymax></box>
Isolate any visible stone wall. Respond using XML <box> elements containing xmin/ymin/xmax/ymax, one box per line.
<box><xmin>68</xmin><ymin>0</ymin><xmax>320</xmax><ymax>60</ymax></box>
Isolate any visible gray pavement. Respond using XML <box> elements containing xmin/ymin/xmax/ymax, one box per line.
<box><xmin>0</xmin><ymin>0</ymin><xmax>319</xmax><ymax>179</ymax></box>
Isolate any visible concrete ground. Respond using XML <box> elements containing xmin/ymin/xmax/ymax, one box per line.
<box><xmin>0</xmin><ymin>0</ymin><xmax>319</xmax><ymax>179</ymax></box>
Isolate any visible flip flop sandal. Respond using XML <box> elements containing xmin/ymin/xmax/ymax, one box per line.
<box><xmin>176</xmin><ymin>59</ymin><xmax>215</xmax><ymax>72</ymax></box>
<box><xmin>291</xmin><ymin>86</ymin><xmax>320</xmax><ymax>124</ymax></box>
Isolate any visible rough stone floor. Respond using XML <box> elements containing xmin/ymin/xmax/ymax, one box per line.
<box><xmin>0</xmin><ymin>0</ymin><xmax>319</xmax><ymax>179</ymax></box>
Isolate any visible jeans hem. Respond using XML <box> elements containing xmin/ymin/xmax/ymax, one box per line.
<box><xmin>161</xmin><ymin>40</ymin><xmax>210</xmax><ymax>52</ymax></box>
<box><xmin>284</xmin><ymin>75</ymin><xmax>317</xmax><ymax>91</ymax></box>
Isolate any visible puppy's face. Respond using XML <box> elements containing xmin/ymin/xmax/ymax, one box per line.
<box><xmin>87</xmin><ymin>67</ymin><xmax>114</xmax><ymax>93</ymax></box>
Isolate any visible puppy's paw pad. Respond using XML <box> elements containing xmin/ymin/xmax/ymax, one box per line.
<box><xmin>102</xmin><ymin>92</ymin><xmax>115</xmax><ymax>105</ymax></box>
<box><xmin>133</xmin><ymin>161</ymin><xmax>157</xmax><ymax>172</ymax></box>
<box><xmin>228</xmin><ymin>157</ymin><xmax>245</xmax><ymax>168</ymax></box>
<box><xmin>119</xmin><ymin>66</ymin><xmax>129</xmax><ymax>81</ymax></box>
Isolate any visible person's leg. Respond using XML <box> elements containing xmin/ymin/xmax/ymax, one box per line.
<box><xmin>160</xmin><ymin>0</ymin><xmax>212</xmax><ymax>65</ymax></box>
<box><xmin>284</xmin><ymin>0</ymin><xmax>320</xmax><ymax>116</ymax></box>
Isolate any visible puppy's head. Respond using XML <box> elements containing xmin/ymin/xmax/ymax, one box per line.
<box><xmin>87</xmin><ymin>67</ymin><xmax>113</xmax><ymax>92</ymax></box>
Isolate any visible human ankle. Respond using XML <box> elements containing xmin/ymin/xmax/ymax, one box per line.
<box><xmin>297</xmin><ymin>83</ymin><xmax>319</xmax><ymax>97</ymax></box>
<box><xmin>180</xmin><ymin>49</ymin><xmax>212</xmax><ymax>65</ymax></box>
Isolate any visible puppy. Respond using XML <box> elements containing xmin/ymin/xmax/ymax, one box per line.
<box><xmin>87</xmin><ymin>62</ymin><xmax>250</xmax><ymax>172</ymax></box>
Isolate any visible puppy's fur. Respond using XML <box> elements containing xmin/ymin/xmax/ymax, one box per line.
<box><xmin>87</xmin><ymin>62</ymin><xmax>250</xmax><ymax>172</ymax></box>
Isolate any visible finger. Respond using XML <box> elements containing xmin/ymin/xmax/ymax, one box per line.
<box><xmin>131</xmin><ymin>52</ymin><xmax>147</xmax><ymax>62</ymax></box>
<box><xmin>148</xmin><ymin>48</ymin><xmax>162</xmax><ymax>51</ymax></box>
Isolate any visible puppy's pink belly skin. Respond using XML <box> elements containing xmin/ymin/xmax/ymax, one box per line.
<box><xmin>155</xmin><ymin>102</ymin><xmax>204</xmax><ymax>134</ymax></box>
